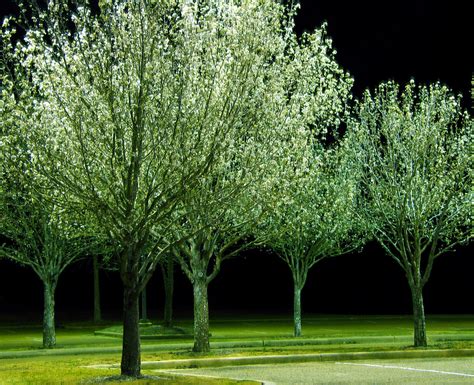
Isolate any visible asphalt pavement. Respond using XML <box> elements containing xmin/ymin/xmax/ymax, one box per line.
<box><xmin>160</xmin><ymin>357</ymin><xmax>474</xmax><ymax>384</ymax></box>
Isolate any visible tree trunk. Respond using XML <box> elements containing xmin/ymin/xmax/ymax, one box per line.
<box><xmin>410</xmin><ymin>285</ymin><xmax>427</xmax><ymax>347</ymax></box>
<box><xmin>192</xmin><ymin>278</ymin><xmax>210</xmax><ymax>353</ymax></box>
<box><xmin>162</xmin><ymin>257</ymin><xmax>174</xmax><ymax>327</ymax></box>
<box><xmin>141</xmin><ymin>285</ymin><xmax>147</xmax><ymax>322</ymax></box>
<box><xmin>93</xmin><ymin>255</ymin><xmax>102</xmax><ymax>323</ymax></box>
<box><xmin>293</xmin><ymin>284</ymin><xmax>302</xmax><ymax>337</ymax></box>
<box><xmin>121</xmin><ymin>285</ymin><xmax>141</xmax><ymax>377</ymax></box>
<box><xmin>42</xmin><ymin>281</ymin><xmax>57</xmax><ymax>349</ymax></box>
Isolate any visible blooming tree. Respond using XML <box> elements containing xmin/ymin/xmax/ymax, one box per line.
<box><xmin>165</xmin><ymin>4</ymin><xmax>356</xmax><ymax>349</ymax></box>
<box><xmin>351</xmin><ymin>81</ymin><xmax>473</xmax><ymax>347</ymax></box>
<box><xmin>171</xmin><ymin>144</ymin><xmax>267</xmax><ymax>352</ymax></box>
<box><xmin>252</xmin><ymin>20</ymin><xmax>357</xmax><ymax>337</ymax></box>
<box><xmin>146</xmin><ymin>0</ymin><xmax>289</xmax><ymax>354</ymax></box>
<box><xmin>0</xmin><ymin>72</ymin><xmax>92</xmax><ymax>348</ymax></box>
<box><xmin>259</xmin><ymin>133</ymin><xmax>363</xmax><ymax>337</ymax></box>
<box><xmin>0</xmin><ymin>194</ymin><xmax>91</xmax><ymax>348</ymax></box>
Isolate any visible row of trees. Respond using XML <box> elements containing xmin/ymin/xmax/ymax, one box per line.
<box><xmin>1</xmin><ymin>0</ymin><xmax>472</xmax><ymax>378</ymax></box>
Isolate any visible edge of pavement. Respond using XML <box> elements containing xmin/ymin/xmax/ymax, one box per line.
<box><xmin>1</xmin><ymin>334</ymin><xmax>473</xmax><ymax>360</ymax></box>
<box><xmin>84</xmin><ymin>348</ymin><xmax>474</xmax><ymax>370</ymax></box>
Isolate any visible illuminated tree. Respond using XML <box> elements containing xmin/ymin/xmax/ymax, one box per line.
<box><xmin>0</xmin><ymin>197</ymin><xmax>91</xmax><ymax>348</ymax></box>
<box><xmin>0</xmin><ymin>82</ymin><xmax>91</xmax><ymax>348</ymax></box>
<box><xmin>351</xmin><ymin>81</ymin><xmax>473</xmax><ymax>347</ymax></box>
<box><xmin>166</xmin><ymin>8</ymin><xmax>354</xmax><ymax>351</ymax></box>
<box><xmin>259</xmin><ymin>134</ymin><xmax>362</xmax><ymax>337</ymax></box>
<box><xmin>171</xmin><ymin>145</ymin><xmax>265</xmax><ymax>352</ymax></box>
<box><xmin>251</xmin><ymin>20</ymin><xmax>356</xmax><ymax>337</ymax></box>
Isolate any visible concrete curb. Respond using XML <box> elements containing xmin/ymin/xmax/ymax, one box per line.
<box><xmin>86</xmin><ymin>349</ymin><xmax>474</xmax><ymax>370</ymax></box>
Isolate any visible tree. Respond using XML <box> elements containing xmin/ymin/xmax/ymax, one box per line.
<box><xmin>1</xmin><ymin>0</ymin><xmax>301</xmax><ymax>376</ymax></box>
<box><xmin>169</xmin><ymin>6</ymin><xmax>357</xmax><ymax>350</ymax></box>
<box><xmin>0</xmin><ymin>199</ymin><xmax>90</xmax><ymax>348</ymax></box>
<box><xmin>0</xmin><ymin>116</ymin><xmax>90</xmax><ymax>349</ymax></box>
<box><xmin>251</xmin><ymin>20</ymin><xmax>356</xmax><ymax>337</ymax></box>
<box><xmin>90</xmin><ymin>248</ymin><xmax>115</xmax><ymax>323</ymax></box>
<box><xmin>351</xmin><ymin>81</ymin><xmax>473</xmax><ymax>347</ymax></box>
<box><xmin>258</xmin><ymin>135</ymin><xmax>363</xmax><ymax>337</ymax></box>
<box><xmin>1</xmin><ymin>26</ymin><xmax>92</xmax><ymax>348</ymax></box>
<box><xmin>171</xmin><ymin>146</ymin><xmax>266</xmax><ymax>352</ymax></box>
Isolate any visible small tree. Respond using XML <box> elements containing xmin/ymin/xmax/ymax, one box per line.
<box><xmin>169</xmin><ymin>12</ymin><xmax>357</xmax><ymax>351</ymax></box>
<box><xmin>171</xmin><ymin>156</ymin><xmax>264</xmax><ymax>352</ymax></box>
<box><xmin>252</xmin><ymin>19</ymin><xmax>356</xmax><ymax>337</ymax></box>
<box><xmin>259</xmin><ymin>135</ymin><xmax>362</xmax><ymax>337</ymax></box>
<box><xmin>351</xmin><ymin>81</ymin><xmax>473</xmax><ymax>347</ymax></box>
<box><xmin>91</xmin><ymin>249</ymin><xmax>114</xmax><ymax>323</ymax></box>
<box><xmin>1</xmin><ymin>29</ymin><xmax>92</xmax><ymax>348</ymax></box>
<box><xmin>0</xmin><ymin>199</ymin><xmax>90</xmax><ymax>348</ymax></box>
<box><xmin>0</xmin><ymin>124</ymin><xmax>90</xmax><ymax>349</ymax></box>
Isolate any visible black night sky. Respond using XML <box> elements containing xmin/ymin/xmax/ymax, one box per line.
<box><xmin>0</xmin><ymin>0</ymin><xmax>472</xmax><ymax>323</ymax></box>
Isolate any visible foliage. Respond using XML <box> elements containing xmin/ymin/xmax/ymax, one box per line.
<box><xmin>260</xmin><ymin>135</ymin><xmax>363</xmax><ymax>280</ymax></box>
<box><xmin>352</xmin><ymin>81</ymin><xmax>472</xmax><ymax>283</ymax></box>
<box><xmin>350</xmin><ymin>80</ymin><xmax>473</xmax><ymax>346</ymax></box>
<box><xmin>0</xmin><ymin>123</ymin><xmax>91</xmax><ymax>276</ymax></box>
<box><xmin>250</xmin><ymin>18</ymin><xmax>359</xmax><ymax>337</ymax></box>
<box><xmin>254</xmin><ymin>15</ymin><xmax>358</xmax><ymax>273</ymax></box>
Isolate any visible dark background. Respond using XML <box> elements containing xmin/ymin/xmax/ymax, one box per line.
<box><xmin>0</xmin><ymin>0</ymin><xmax>472</xmax><ymax>323</ymax></box>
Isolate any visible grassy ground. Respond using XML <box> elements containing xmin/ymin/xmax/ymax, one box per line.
<box><xmin>2</xmin><ymin>315</ymin><xmax>473</xmax><ymax>351</ymax></box>
<box><xmin>0</xmin><ymin>315</ymin><xmax>472</xmax><ymax>384</ymax></box>
<box><xmin>0</xmin><ymin>354</ymin><xmax>258</xmax><ymax>384</ymax></box>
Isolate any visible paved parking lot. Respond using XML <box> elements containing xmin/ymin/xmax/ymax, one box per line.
<box><xmin>161</xmin><ymin>357</ymin><xmax>474</xmax><ymax>384</ymax></box>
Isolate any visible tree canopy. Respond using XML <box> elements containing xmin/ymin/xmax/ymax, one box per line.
<box><xmin>351</xmin><ymin>81</ymin><xmax>473</xmax><ymax>346</ymax></box>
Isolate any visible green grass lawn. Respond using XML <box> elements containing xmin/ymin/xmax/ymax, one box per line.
<box><xmin>2</xmin><ymin>315</ymin><xmax>473</xmax><ymax>351</ymax></box>
<box><xmin>0</xmin><ymin>314</ymin><xmax>472</xmax><ymax>384</ymax></box>
<box><xmin>0</xmin><ymin>353</ymin><xmax>258</xmax><ymax>384</ymax></box>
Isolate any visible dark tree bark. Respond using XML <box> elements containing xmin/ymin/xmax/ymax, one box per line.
<box><xmin>93</xmin><ymin>255</ymin><xmax>102</xmax><ymax>323</ymax></box>
<box><xmin>141</xmin><ymin>285</ymin><xmax>148</xmax><ymax>322</ymax></box>
<box><xmin>162</xmin><ymin>256</ymin><xmax>174</xmax><ymax>327</ymax></box>
<box><xmin>410</xmin><ymin>285</ymin><xmax>427</xmax><ymax>347</ymax></box>
<box><xmin>42</xmin><ymin>279</ymin><xmax>57</xmax><ymax>348</ymax></box>
<box><xmin>121</xmin><ymin>285</ymin><xmax>141</xmax><ymax>377</ymax></box>
<box><xmin>192</xmin><ymin>277</ymin><xmax>210</xmax><ymax>353</ymax></box>
<box><xmin>293</xmin><ymin>284</ymin><xmax>302</xmax><ymax>337</ymax></box>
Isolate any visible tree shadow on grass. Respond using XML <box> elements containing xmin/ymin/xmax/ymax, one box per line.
<box><xmin>82</xmin><ymin>375</ymin><xmax>167</xmax><ymax>384</ymax></box>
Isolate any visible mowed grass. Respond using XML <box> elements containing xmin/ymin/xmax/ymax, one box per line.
<box><xmin>0</xmin><ymin>315</ymin><xmax>473</xmax><ymax>384</ymax></box>
<box><xmin>1</xmin><ymin>315</ymin><xmax>473</xmax><ymax>352</ymax></box>
<box><xmin>99</xmin><ymin>314</ymin><xmax>474</xmax><ymax>340</ymax></box>
<box><xmin>204</xmin><ymin>314</ymin><xmax>474</xmax><ymax>339</ymax></box>
<box><xmin>0</xmin><ymin>353</ymin><xmax>258</xmax><ymax>384</ymax></box>
<box><xmin>0</xmin><ymin>324</ymin><xmax>119</xmax><ymax>351</ymax></box>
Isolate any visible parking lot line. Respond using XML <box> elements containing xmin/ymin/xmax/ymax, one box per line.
<box><xmin>336</xmin><ymin>362</ymin><xmax>474</xmax><ymax>377</ymax></box>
